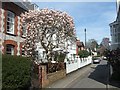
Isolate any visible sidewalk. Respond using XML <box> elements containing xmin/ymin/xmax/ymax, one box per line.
<box><xmin>46</xmin><ymin>64</ymin><xmax>92</xmax><ymax>88</ymax></box>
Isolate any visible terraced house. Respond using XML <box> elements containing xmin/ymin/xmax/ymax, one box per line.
<box><xmin>0</xmin><ymin>0</ymin><xmax>38</xmax><ymax>55</ymax></box>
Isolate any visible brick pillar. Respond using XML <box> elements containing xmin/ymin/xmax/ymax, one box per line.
<box><xmin>39</xmin><ymin>65</ymin><xmax>49</xmax><ymax>88</ymax></box>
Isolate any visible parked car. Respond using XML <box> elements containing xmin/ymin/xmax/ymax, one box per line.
<box><xmin>103</xmin><ymin>56</ymin><xmax>107</xmax><ymax>60</ymax></box>
<box><xmin>92</xmin><ymin>57</ymin><xmax>101</xmax><ymax>64</ymax></box>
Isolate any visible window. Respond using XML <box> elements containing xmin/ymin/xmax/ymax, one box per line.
<box><xmin>118</xmin><ymin>33</ymin><xmax>120</xmax><ymax>43</ymax></box>
<box><xmin>22</xmin><ymin>24</ymin><xmax>27</xmax><ymax>37</ymax></box>
<box><xmin>115</xmin><ymin>36</ymin><xmax>118</xmax><ymax>43</ymax></box>
<box><xmin>118</xmin><ymin>26</ymin><xmax>120</xmax><ymax>33</ymax></box>
<box><xmin>6</xmin><ymin>44</ymin><xmax>14</xmax><ymax>55</ymax></box>
<box><xmin>110</xmin><ymin>28</ymin><xmax>112</xmax><ymax>35</ymax></box>
<box><xmin>22</xmin><ymin>49</ymin><xmax>25</xmax><ymax>56</ymax></box>
<box><xmin>6</xmin><ymin>11</ymin><xmax>15</xmax><ymax>34</ymax></box>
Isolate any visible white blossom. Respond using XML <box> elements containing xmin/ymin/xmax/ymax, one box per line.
<box><xmin>21</xmin><ymin>8</ymin><xmax>76</xmax><ymax>61</ymax></box>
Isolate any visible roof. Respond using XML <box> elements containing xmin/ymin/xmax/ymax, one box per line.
<box><xmin>13</xmin><ymin>1</ymin><xmax>29</xmax><ymax>11</ymax></box>
<box><xmin>77</xmin><ymin>41</ymin><xmax>84</xmax><ymax>47</ymax></box>
<box><xmin>2</xmin><ymin>0</ymin><xmax>29</xmax><ymax>11</ymax></box>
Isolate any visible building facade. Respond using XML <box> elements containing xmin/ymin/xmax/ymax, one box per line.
<box><xmin>109</xmin><ymin>0</ymin><xmax>120</xmax><ymax>50</ymax></box>
<box><xmin>0</xmin><ymin>1</ymin><xmax>38</xmax><ymax>55</ymax></box>
<box><xmin>76</xmin><ymin>40</ymin><xmax>85</xmax><ymax>55</ymax></box>
<box><xmin>101</xmin><ymin>38</ymin><xmax>110</xmax><ymax>50</ymax></box>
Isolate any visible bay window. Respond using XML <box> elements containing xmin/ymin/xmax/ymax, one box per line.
<box><xmin>6</xmin><ymin>11</ymin><xmax>15</xmax><ymax>34</ymax></box>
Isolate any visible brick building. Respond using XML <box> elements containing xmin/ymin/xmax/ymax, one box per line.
<box><xmin>0</xmin><ymin>1</ymin><xmax>38</xmax><ymax>55</ymax></box>
<box><xmin>76</xmin><ymin>39</ymin><xmax>85</xmax><ymax>55</ymax></box>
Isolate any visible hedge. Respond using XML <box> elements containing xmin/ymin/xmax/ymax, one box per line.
<box><xmin>104</xmin><ymin>48</ymin><xmax>120</xmax><ymax>81</ymax></box>
<box><xmin>78</xmin><ymin>50</ymin><xmax>90</xmax><ymax>58</ymax></box>
<box><xmin>2</xmin><ymin>54</ymin><xmax>32</xmax><ymax>90</ymax></box>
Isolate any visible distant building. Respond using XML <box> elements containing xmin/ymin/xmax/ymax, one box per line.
<box><xmin>101</xmin><ymin>38</ymin><xmax>110</xmax><ymax>50</ymax></box>
<box><xmin>0</xmin><ymin>1</ymin><xmax>38</xmax><ymax>55</ymax></box>
<box><xmin>109</xmin><ymin>0</ymin><xmax>120</xmax><ymax>50</ymax></box>
<box><xmin>76</xmin><ymin>39</ymin><xmax>85</xmax><ymax>55</ymax></box>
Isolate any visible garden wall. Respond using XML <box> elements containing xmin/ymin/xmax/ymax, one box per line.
<box><xmin>66</xmin><ymin>56</ymin><xmax>92</xmax><ymax>74</ymax></box>
<box><xmin>40</xmin><ymin>64</ymin><xmax>66</xmax><ymax>88</ymax></box>
<box><xmin>38</xmin><ymin>56</ymin><xmax>92</xmax><ymax>87</ymax></box>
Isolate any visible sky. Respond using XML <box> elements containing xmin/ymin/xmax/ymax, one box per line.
<box><xmin>34</xmin><ymin>2</ymin><xmax>117</xmax><ymax>44</ymax></box>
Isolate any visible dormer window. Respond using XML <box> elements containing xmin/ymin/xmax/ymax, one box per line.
<box><xmin>6</xmin><ymin>11</ymin><xmax>15</xmax><ymax>34</ymax></box>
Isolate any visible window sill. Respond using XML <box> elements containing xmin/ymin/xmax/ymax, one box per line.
<box><xmin>6</xmin><ymin>32</ymin><xmax>16</xmax><ymax>36</ymax></box>
<box><xmin>21</xmin><ymin>35</ymin><xmax>26</xmax><ymax>38</ymax></box>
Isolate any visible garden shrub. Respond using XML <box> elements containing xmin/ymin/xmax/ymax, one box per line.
<box><xmin>41</xmin><ymin>62</ymin><xmax>66</xmax><ymax>74</ymax></box>
<box><xmin>104</xmin><ymin>48</ymin><xmax>120</xmax><ymax>81</ymax></box>
<box><xmin>54</xmin><ymin>52</ymin><xmax>66</xmax><ymax>62</ymax></box>
<box><xmin>2</xmin><ymin>54</ymin><xmax>31</xmax><ymax>90</ymax></box>
<box><xmin>78</xmin><ymin>50</ymin><xmax>90</xmax><ymax>58</ymax></box>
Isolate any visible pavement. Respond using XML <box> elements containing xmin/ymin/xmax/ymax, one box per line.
<box><xmin>46</xmin><ymin>64</ymin><xmax>92</xmax><ymax>88</ymax></box>
<box><xmin>46</xmin><ymin>60</ymin><xmax>120</xmax><ymax>89</ymax></box>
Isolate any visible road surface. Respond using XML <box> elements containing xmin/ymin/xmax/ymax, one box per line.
<box><xmin>65</xmin><ymin>60</ymin><xmax>109</xmax><ymax>88</ymax></box>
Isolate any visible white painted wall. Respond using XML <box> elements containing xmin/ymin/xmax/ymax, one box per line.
<box><xmin>66</xmin><ymin>56</ymin><xmax>92</xmax><ymax>74</ymax></box>
<box><xmin>66</xmin><ymin>40</ymin><xmax>76</xmax><ymax>61</ymax></box>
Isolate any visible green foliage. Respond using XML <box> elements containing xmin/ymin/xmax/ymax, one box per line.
<box><xmin>2</xmin><ymin>54</ymin><xmax>31</xmax><ymax>90</ymax></box>
<box><xmin>47</xmin><ymin>62</ymin><xmax>65</xmax><ymax>73</ymax></box>
<box><xmin>96</xmin><ymin>54</ymin><xmax>101</xmax><ymax>57</ymax></box>
<box><xmin>105</xmin><ymin>48</ymin><xmax>120</xmax><ymax>81</ymax></box>
<box><xmin>86</xmin><ymin>39</ymin><xmax>98</xmax><ymax>51</ymax></box>
<box><xmin>54</xmin><ymin>52</ymin><xmax>66</xmax><ymax>62</ymax></box>
<box><xmin>111</xmin><ymin>72</ymin><xmax>120</xmax><ymax>81</ymax></box>
<box><xmin>78</xmin><ymin>50</ymin><xmax>90</xmax><ymax>58</ymax></box>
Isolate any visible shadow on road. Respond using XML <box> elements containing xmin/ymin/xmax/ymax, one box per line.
<box><xmin>88</xmin><ymin>64</ymin><xmax>108</xmax><ymax>85</ymax></box>
<box><xmin>109</xmin><ymin>80</ymin><xmax>120</xmax><ymax>88</ymax></box>
<box><xmin>88</xmin><ymin>64</ymin><xmax>120</xmax><ymax>88</ymax></box>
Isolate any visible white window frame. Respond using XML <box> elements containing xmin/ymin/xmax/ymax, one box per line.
<box><xmin>6</xmin><ymin>11</ymin><xmax>15</xmax><ymax>34</ymax></box>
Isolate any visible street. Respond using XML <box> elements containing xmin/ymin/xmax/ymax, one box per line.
<box><xmin>48</xmin><ymin>60</ymin><xmax>110</xmax><ymax>88</ymax></box>
<box><xmin>65</xmin><ymin>60</ymin><xmax>109</xmax><ymax>88</ymax></box>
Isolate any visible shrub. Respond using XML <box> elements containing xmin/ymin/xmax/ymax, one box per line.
<box><xmin>41</xmin><ymin>62</ymin><xmax>66</xmax><ymax>74</ymax></box>
<box><xmin>105</xmin><ymin>48</ymin><xmax>120</xmax><ymax>81</ymax></box>
<box><xmin>2</xmin><ymin>54</ymin><xmax>31</xmax><ymax>90</ymax></box>
<box><xmin>54</xmin><ymin>52</ymin><xmax>66</xmax><ymax>62</ymax></box>
<box><xmin>78</xmin><ymin>50</ymin><xmax>90</xmax><ymax>58</ymax></box>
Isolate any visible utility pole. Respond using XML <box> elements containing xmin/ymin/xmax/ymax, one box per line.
<box><xmin>84</xmin><ymin>28</ymin><xmax>86</xmax><ymax>48</ymax></box>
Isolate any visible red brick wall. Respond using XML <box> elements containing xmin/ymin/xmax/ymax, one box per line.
<box><xmin>20</xmin><ymin>42</ymin><xmax>23</xmax><ymax>55</ymax></box>
<box><xmin>15</xmin><ymin>16</ymin><xmax>18</xmax><ymax>35</ymax></box>
<box><xmin>40</xmin><ymin>65</ymin><xmax>66</xmax><ymax>88</ymax></box>
<box><xmin>3</xmin><ymin>9</ymin><xmax>7</xmax><ymax>34</ymax></box>
<box><xmin>0</xmin><ymin>8</ymin><xmax>1</xmax><ymax>32</ymax></box>
<box><xmin>76</xmin><ymin>46</ymin><xmax>78</xmax><ymax>55</ymax></box>
<box><xmin>2</xmin><ymin>2</ymin><xmax>26</xmax><ymax>36</ymax></box>
<box><xmin>1</xmin><ymin>2</ymin><xmax>27</xmax><ymax>56</ymax></box>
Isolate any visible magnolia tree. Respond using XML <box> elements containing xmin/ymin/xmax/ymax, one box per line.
<box><xmin>21</xmin><ymin>9</ymin><xmax>75</xmax><ymax>62</ymax></box>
